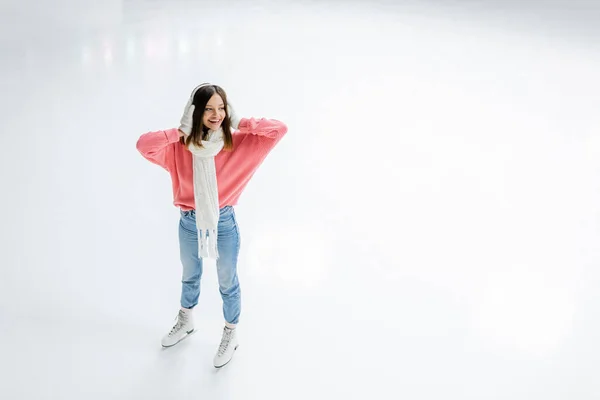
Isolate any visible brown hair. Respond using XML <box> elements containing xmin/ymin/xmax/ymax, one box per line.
<box><xmin>181</xmin><ymin>84</ymin><xmax>234</xmax><ymax>151</ymax></box>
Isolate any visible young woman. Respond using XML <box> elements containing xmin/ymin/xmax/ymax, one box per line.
<box><xmin>136</xmin><ymin>83</ymin><xmax>287</xmax><ymax>368</ymax></box>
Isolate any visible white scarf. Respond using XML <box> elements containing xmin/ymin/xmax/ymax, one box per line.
<box><xmin>187</xmin><ymin>128</ymin><xmax>224</xmax><ymax>259</ymax></box>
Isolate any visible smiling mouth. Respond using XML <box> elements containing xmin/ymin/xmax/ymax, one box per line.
<box><xmin>209</xmin><ymin>120</ymin><xmax>221</xmax><ymax>124</ymax></box>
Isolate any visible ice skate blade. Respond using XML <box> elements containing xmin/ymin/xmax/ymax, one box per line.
<box><xmin>161</xmin><ymin>329</ymin><xmax>195</xmax><ymax>348</ymax></box>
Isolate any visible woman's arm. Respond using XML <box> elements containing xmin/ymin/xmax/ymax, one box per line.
<box><xmin>136</xmin><ymin>128</ymin><xmax>182</xmax><ymax>169</ymax></box>
<box><xmin>236</xmin><ymin>118</ymin><xmax>288</xmax><ymax>140</ymax></box>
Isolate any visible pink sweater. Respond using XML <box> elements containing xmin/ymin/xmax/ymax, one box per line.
<box><xmin>136</xmin><ymin>118</ymin><xmax>288</xmax><ymax>210</ymax></box>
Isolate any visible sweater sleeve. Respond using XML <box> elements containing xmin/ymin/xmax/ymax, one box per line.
<box><xmin>136</xmin><ymin>128</ymin><xmax>181</xmax><ymax>170</ymax></box>
<box><xmin>236</xmin><ymin>118</ymin><xmax>288</xmax><ymax>140</ymax></box>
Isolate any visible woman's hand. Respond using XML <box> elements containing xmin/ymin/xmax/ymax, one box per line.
<box><xmin>178</xmin><ymin>84</ymin><xmax>209</xmax><ymax>137</ymax></box>
<box><xmin>228</xmin><ymin>102</ymin><xmax>241</xmax><ymax>130</ymax></box>
<box><xmin>178</xmin><ymin>98</ymin><xmax>195</xmax><ymax>137</ymax></box>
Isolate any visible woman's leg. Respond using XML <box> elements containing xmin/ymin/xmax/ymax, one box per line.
<box><xmin>161</xmin><ymin>210</ymin><xmax>201</xmax><ymax>348</ymax></box>
<box><xmin>179</xmin><ymin>210</ymin><xmax>203</xmax><ymax>308</ymax></box>
<box><xmin>216</xmin><ymin>206</ymin><xmax>241</xmax><ymax>325</ymax></box>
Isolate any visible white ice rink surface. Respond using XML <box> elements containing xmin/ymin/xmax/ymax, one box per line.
<box><xmin>1</xmin><ymin>0</ymin><xmax>599</xmax><ymax>399</ymax></box>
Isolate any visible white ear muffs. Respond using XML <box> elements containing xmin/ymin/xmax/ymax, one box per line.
<box><xmin>190</xmin><ymin>82</ymin><xmax>212</xmax><ymax>104</ymax></box>
<box><xmin>179</xmin><ymin>83</ymin><xmax>213</xmax><ymax>137</ymax></box>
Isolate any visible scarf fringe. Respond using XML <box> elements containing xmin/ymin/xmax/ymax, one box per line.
<box><xmin>198</xmin><ymin>229</ymin><xmax>219</xmax><ymax>260</ymax></box>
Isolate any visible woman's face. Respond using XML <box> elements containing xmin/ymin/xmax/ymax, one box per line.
<box><xmin>203</xmin><ymin>93</ymin><xmax>226</xmax><ymax>131</ymax></box>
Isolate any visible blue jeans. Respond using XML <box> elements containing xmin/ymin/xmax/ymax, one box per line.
<box><xmin>179</xmin><ymin>206</ymin><xmax>241</xmax><ymax>324</ymax></box>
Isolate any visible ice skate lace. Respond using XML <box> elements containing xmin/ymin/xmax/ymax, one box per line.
<box><xmin>168</xmin><ymin>310</ymin><xmax>188</xmax><ymax>336</ymax></box>
<box><xmin>217</xmin><ymin>328</ymin><xmax>233</xmax><ymax>356</ymax></box>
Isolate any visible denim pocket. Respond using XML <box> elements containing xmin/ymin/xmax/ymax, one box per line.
<box><xmin>218</xmin><ymin>209</ymin><xmax>237</xmax><ymax>236</ymax></box>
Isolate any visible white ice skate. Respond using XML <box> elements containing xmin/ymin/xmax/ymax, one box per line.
<box><xmin>213</xmin><ymin>326</ymin><xmax>239</xmax><ymax>368</ymax></box>
<box><xmin>161</xmin><ymin>308</ymin><xmax>194</xmax><ymax>347</ymax></box>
